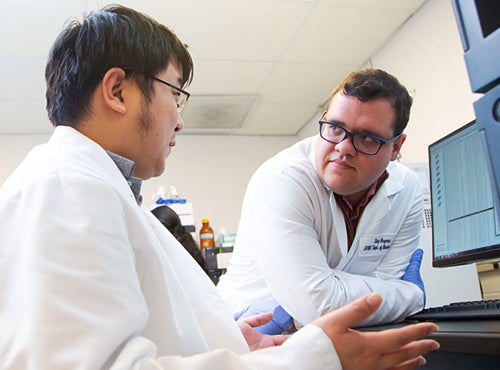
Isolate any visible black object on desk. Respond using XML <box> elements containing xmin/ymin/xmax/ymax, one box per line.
<box><xmin>360</xmin><ymin>320</ymin><xmax>500</xmax><ymax>370</ymax></box>
<box><xmin>202</xmin><ymin>246</ymin><xmax>233</xmax><ymax>285</ymax></box>
<box><xmin>407</xmin><ymin>299</ymin><xmax>500</xmax><ymax>321</ymax></box>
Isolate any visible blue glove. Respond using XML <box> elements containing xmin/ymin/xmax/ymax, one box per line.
<box><xmin>234</xmin><ymin>297</ymin><xmax>281</xmax><ymax>321</ymax></box>
<box><xmin>234</xmin><ymin>298</ymin><xmax>293</xmax><ymax>335</ymax></box>
<box><xmin>255</xmin><ymin>304</ymin><xmax>293</xmax><ymax>335</ymax></box>
<box><xmin>402</xmin><ymin>248</ymin><xmax>426</xmax><ymax>304</ymax></box>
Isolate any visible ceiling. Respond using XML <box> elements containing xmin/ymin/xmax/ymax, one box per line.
<box><xmin>0</xmin><ymin>0</ymin><xmax>426</xmax><ymax>136</ymax></box>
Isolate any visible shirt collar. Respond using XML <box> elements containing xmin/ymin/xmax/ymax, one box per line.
<box><xmin>334</xmin><ymin>170</ymin><xmax>389</xmax><ymax>249</ymax></box>
<box><xmin>106</xmin><ymin>151</ymin><xmax>143</xmax><ymax>205</ymax></box>
<box><xmin>335</xmin><ymin>170</ymin><xmax>389</xmax><ymax>219</ymax></box>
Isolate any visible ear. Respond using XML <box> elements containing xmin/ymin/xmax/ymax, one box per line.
<box><xmin>101</xmin><ymin>68</ymin><xmax>128</xmax><ymax>114</ymax></box>
<box><xmin>390</xmin><ymin>133</ymin><xmax>406</xmax><ymax>161</ymax></box>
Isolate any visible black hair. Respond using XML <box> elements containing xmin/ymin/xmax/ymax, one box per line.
<box><xmin>151</xmin><ymin>205</ymin><xmax>210</xmax><ymax>276</ymax></box>
<box><xmin>45</xmin><ymin>4</ymin><xmax>193</xmax><ymax>127</ymax></box>
<box><xmin>328</xmin><ymin>69</ymin><xmax>412</xmax><ymax>135</ymax></box>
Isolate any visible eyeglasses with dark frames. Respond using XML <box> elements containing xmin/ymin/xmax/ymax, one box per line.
<box><xmin>122</xmin><ymin>68</ymin><xmax>190</xmax><ymax>112</ymax></box>
<box><xmin>318</xmin><ymin>113</ymin><xmax>401</xmax><ymax>155</ymax></box>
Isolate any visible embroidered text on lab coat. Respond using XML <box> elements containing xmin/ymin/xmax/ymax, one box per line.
<box><xmin>359</xmin><ymin>235</ymin><xmax>394</xmax><ymax>256</ymax></box>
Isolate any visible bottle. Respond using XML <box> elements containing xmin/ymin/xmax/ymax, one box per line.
<box><xmin>199</xmin><ymin>218</ymin><xmax>215</xmax><ymax>249</ymax></box>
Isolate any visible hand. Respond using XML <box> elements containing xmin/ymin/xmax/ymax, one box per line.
<box><xmin>235</xmin><ymin>298</ymin><xmax>293</xmax><ymax>335</ymax></box>
<box><xmin>313</xmin><ymin>293</ymin><xmax>439</xmax><ymax>370</ymax></box>
<box><xmin>402</xmin><ymin>249</ymin><xmax>426</xmax><ymax>304</ymax></box>
<box><xmin>237</xmin><ymin>312</ymin><xmax>290</xmax><ymax>351</ymax></box>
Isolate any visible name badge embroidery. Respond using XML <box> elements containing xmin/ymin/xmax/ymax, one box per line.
<box><xmin>358</xmin><ymin>235</ymin><xmax>394</xmax><ymax>256</ymax></box>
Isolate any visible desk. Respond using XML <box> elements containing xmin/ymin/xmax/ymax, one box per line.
<box><xmin>361</xmin><ymin>320</ymin><xmax>500</xmax><ymax>369</ymax></box>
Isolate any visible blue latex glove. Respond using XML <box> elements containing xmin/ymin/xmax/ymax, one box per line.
<box><xmin>234</xmin><ymin>298</ymin><xmax>293</xmax><ymax>335</ymax></box>
<box><xmin>255</xmin><ymin>304</ymin><xmax>293</xmax><ymax>335</ymax></box>
<box><xmin>234</xmin><ymin>297</ymin><xmax>281</xmax><ymax>321</ymax></box>
<box><xmin>402</xmin><ymin>248</ymin><xmax>426</xmax><ymax>304</ymax></box>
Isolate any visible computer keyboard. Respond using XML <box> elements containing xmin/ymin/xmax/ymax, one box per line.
<box><xmin>407</xmin><ymin>299</ymin><xmax>500</xmax><ymax>321</ymax></box>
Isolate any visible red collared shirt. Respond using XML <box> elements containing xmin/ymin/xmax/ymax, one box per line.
<box><xmin>334</xmin><ymin>171</ymin><xmax>389</xmax><ymax>249</ymax></box>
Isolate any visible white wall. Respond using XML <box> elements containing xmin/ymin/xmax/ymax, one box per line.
<box><xmin>142</xmin><ymin>134</ymin><xmax>294</xmax><ymax>233</ymax></box>
<box><xmin>0</xmin><ymin>133</ymin><xmax>294</xmax><ymax>234</ymax></box>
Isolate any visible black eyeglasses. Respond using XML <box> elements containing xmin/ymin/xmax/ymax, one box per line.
<box><xmin>319</xmin><ymin>115</ymin><xmax>401</xmax><ymax>155</ymax></box>
<box><xmin>123</xmin><ymin>68</ymin><xmax>190</xmax><ymax>112</ymax></box>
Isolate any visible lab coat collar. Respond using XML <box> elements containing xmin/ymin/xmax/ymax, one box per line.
<box><xmin>49</xmin><ymin>126</ymin><xmax>140</xmax><ymax>206</ymax></box>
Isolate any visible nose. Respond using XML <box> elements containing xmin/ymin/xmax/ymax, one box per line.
<box><xmin>175</xmin><ymin>114</ymin><xmax>184</xmax><ymax>132</ymax></box>
<box><xmin>334</xmin><ymin>135</ymin><xmax>356</xmax><ymax>156</ymax></box>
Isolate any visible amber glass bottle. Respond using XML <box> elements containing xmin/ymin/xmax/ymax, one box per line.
<box><xmin>199</xmin><ymin>218</ymin><xmax>215</xmax><ymax>249</ymax></box>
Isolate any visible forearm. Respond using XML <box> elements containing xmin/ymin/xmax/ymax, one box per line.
<box><xmin>146</xmin><ymin>326</ymin><xmax>339</xmax><ymax>370</ymax></box>
<box><xmin>272</xmin><ymin>266</ymin><xmax>422</xmax><ymax>328</ymax></box>
<box><xmin>330</xmin><ymin>271</ymin><xmax>424</xmax><ymax>326</ymax></box>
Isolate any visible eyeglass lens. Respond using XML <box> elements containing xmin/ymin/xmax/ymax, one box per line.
<box><xmin>177</xmin><ymin>94</ymin><xmax>188</xmax><ymax>112</ymax></box>
<box><xmin>320</xmin><ymin>123</ymin><xmax>382</xmax><ymax>154</ymax></box>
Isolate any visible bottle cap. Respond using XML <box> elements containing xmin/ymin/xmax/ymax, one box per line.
<box><xmin>202</xmin><ymin>218</ymin><xmax>210</xmax><ymax>223</ymax></box>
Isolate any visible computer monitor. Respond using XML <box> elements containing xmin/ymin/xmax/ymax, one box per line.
<box><xmin>429</xmin><ymin>120</ymin><xmax>500</xmax><ymax>267</ymax></box>
<box><xmin>451</xmin><ymin>0</ymin><xmax>500</xmax><ymax>93</ymax></box>
<box><xmin>452</xmin><ymin>0</ymin><xmax>500</xmax><ymax>226</ymax></box>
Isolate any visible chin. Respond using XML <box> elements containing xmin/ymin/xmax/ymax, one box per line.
<box><xmin>150</xmin><ymin>167</ymin><xmax>165</xmax><ymax>179</ymax></box>
<box><xmin>326</xmin><ymin>181</ymin><xmax>355</xmax><ymax>196</ymax></box>
<box><xmin>156</xmin><ymin>162</ymin><xmax>167</xmax><ymax>177</ymax></box>
<box><xmin>139</xmin><ymin>165</ymin><xmax>164</xmax><ymax>180</ymax></box>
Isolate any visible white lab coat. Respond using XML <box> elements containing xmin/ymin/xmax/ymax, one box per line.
<box><xmin>217</xmin><ymin>136</ymin><xmax>424</xmax><ymax>327</ymax></box>
<box><xmin>0</xmin><ymin>127</ymin><xmax>341</xmax><ymax>369</ymax></box>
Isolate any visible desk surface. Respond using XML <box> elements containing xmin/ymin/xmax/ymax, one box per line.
<box><xmin>362</xmin><ymin>319</ymin><xmax>500</xmax><ymax>355</ymax></box>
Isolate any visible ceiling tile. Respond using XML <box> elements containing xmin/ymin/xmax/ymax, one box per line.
<box><xmin>188</xmin><ymin>60</ymin><xmax>273</xmax><ymax>95</ymax></box>
<box><xmin>115</xmin><ymin>0</ymin><xmax>314</xmax><ymax>61</ymax></box>
<box><xmin>284</xmin><ymin>3</ymin><xmax>420</xmax><ymax>64</ymax></box>
<box><xmin>259</xmin><ymin>62</ymin><xmax>358</xmax><ymax>104</ymax></box>
<box><xmin>238</xmin><ymin>101</ymin><xmax>318</xmax><ymax>135</ymax></box>
<box><xmin>0</xmin><ymin>0</ymin><xmax>86</xmax><ymax>57</ymax></box>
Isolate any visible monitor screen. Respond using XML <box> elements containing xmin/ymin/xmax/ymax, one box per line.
<box><xmin>429</xmin><ymin>120</ymin><xmax>500</xmax><ymax>267</ymax></box>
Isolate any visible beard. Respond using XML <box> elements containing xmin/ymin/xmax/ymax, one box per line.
<box><xmin>137</xmin><ymin>99</ymin><xmax>152</xmax><ymax>131</ymax></box>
